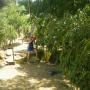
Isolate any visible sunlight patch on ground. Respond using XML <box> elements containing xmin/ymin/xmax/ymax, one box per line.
<box><xmin>39</xmin><ymin>87</ymin><xmax>56</xmax><ymax>90</ymax></box>
<box><xmin>37</xmin><ymin>79</ymin><xmax>52</xmax><ymax>88</ymax></box>
<box><xmin>28</xmin><ymin>78</ymin><xmax>40</xmax><ymax>84</ymax></box>
<box><xmin>63</xmin><ymin>79</ymin><xmax>74</xmax><ymax>88</ymax></box>
<box><xmin>14</xmin><ymin>43</ymin><xmax>28</xmax><ymax>52</ymax></box>
<box><xmin>0</xmin><ymin>65</ymin><xmax>27</xmax><ymax>80</ymax></box>
<box><xmin>0</xmin><ymin>66</ymin><xmax>18</xmax><ymax>80</ymax></box>
<box><xmin>28</xmin><ymin>78</ymin><xmax>57</xmax><ymax>90</ymax></box>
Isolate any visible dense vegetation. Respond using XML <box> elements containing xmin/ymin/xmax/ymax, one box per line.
<box><xmin>20</xmin><ymin>0</ymin><xmax>90</xmax><ymax>90</ymax></box>
<box><xmin>0</xmin><ymin>2</ymin><xmax>30</xmax><ymax>48</ymax></box>
<box><xmin>0</xmin><ymin>0</ymin><xmax>90</xmax><ymax>89</ymax></box>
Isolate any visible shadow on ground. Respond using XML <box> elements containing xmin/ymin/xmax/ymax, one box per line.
<box><xmin>0</xmin><ymin>62</ymin><xmax>75</xmax><ymax>90</ymax></box>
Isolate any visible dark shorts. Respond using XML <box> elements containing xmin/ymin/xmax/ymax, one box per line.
<box><xmin>27</xmin><ymin>46</ymin><xmax>34</xmax><ymax>52</ymax></box>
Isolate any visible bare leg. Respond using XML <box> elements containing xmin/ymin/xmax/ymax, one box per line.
<box><xmin>27</xmin><ymin>52</ymin><xmax>30</xmax><ymax>60</ymax></box>
<box><xmin>27</xmin><ymin>52</ymin><xmax>31</xmax><ymax>64</ymax></box>
<box><xmin>34</xmin><ymin>49</ymin><xmax>37</xmax><ymax>57</ymax></box>
<box><xmin>29</xmin><ymin>53</ymin><xmax>31</xmax><ymax>60</ymax></box>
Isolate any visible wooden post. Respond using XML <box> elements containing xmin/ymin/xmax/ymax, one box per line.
<box><xmin>12</xmin><ymin>43</ymin><xmax>14</xmax><ymax>61</ymax></box>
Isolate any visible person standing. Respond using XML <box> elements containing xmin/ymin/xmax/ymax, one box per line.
<box><xmin>27</xmin><ymin>36</ymin><xmax>34</xmax><ymax>59</ymax></box>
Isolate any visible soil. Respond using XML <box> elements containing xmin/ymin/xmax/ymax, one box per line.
<box><xmin>0</xmin><ymin>63</ymin><xmax>75</xmax><ymax>90</ymax></box>
<box><xmin>0</xmin><ymin>38</ymin><xmax>76</xmax><ymax>90</ymax></box>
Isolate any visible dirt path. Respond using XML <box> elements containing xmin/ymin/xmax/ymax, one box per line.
<box><xmin>0</xmin><ymin>63</ymin><xmax>74</xmax><ymax>90</ymax></box>
<box><xmin>0</xmin><ymin>38</ymin><xmax>75</xmax><ymax>90</ymax></box>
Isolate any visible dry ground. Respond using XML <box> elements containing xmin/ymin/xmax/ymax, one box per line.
<box><xmin>0</xmin><ymin>38</ymin><xmax>77</xmax><ymax>90</ymax></box>
<box><xmin>0</xmin><ymin>62</ymin><xmax>75</xmax><ymax>90</ymax></box>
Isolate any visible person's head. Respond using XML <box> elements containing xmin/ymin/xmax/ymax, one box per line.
<box><xmin>33</xmin><ymin>36</ymin><xmax>36</xmax><ymax>40</ymax></box>
<box><xmin>30</xmin><ymin>36</ymin><xmax>33</xmax><ymax>40</ymax></box>
<box><xmin>30</xmin><ymin>35</ymin><xmax>36</xmax><ymax>41</ymax></box>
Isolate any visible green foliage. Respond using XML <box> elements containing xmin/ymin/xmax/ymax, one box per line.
<box><xmin>0</xmin><ymin>2</ymin><xmax>29</xmax><ymax>47</ymax></box>
<box><xmin>2</xmin><ymin>0</ymin><xmax>89</xmax><ymax>89</ymax></box>
<box><xmin>20</xmin><ymin>0</ymin><xmax>90</xmax><ymax>18</ymax></box>
<box><xmin>59</xmin><ymin>6</ymin><xmax>90</xmax><ymax>89</ymax></box>
<box><xmin>25</xmin><ymin>1</ymin><xmax>90</xmax><ymax>89</ymax></box>
<box><xmin>37</xmin><ymin>48</ymin><xmax>44</xmax><ymax>61</ymax></box>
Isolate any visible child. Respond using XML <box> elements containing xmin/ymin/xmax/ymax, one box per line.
<box><xmin>27</xmin><ymin>36</ymin><xmax>37</xmax><ymax>60</ymax></box>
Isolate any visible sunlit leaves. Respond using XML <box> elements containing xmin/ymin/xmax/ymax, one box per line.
<box><xmin>29</xmin><ymin>2</ymin><xmax>90</xmax><ymax>89</ymax></box>
<box><xmin>0</xmin><ymin>3</ymin><xmax>28</xmax><ymax>46</ymax></box>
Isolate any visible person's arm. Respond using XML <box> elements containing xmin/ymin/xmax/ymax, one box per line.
<box><xmin>29</xmin><ymin>38</ymin><xmax>33</xmax><ymax>43</ymax></box>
